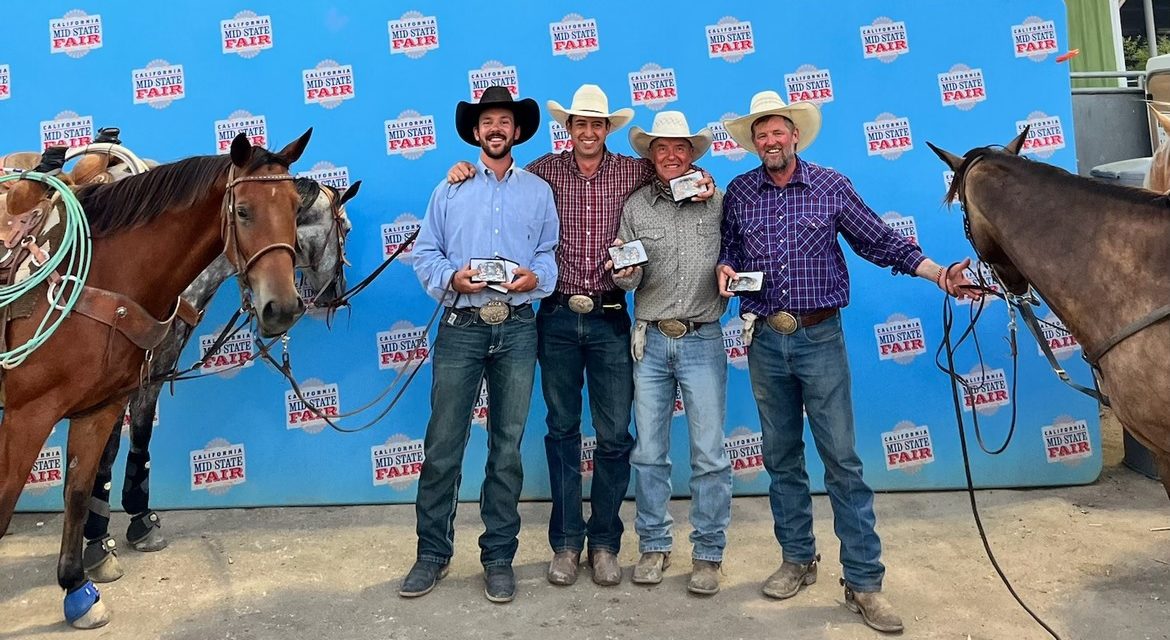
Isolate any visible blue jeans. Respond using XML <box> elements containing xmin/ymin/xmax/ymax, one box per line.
<box><xmin>746</xmin><ymin>313</ymin><xmax>885</xmax><ymax>591</ymax></box>
<box><xmin>537</xmin><ymin>301</ymin><xmax>634</xmax><ymax>555</ymax></box>
<box><xmin>414</xmin><ymin>307</ymin><xmax>537</xmax><ymax>568</ymax></box>
<box><xmin>631</xmin><ymin>322</ymin><xmax>732</xmax><ymax>562</ymax></box>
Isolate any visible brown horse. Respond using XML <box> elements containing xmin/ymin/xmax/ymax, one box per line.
<box><xmin>927</xmin><ymin>130</ymin><xmax>1170</xmax><ymax>500</ymax></box>
<box><xmin>0</xmin><ymin>130</ymin><xmax>312</xmax><ymax>628</ymax></box>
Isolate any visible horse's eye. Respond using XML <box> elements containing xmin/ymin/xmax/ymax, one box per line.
<box><xmin>235</xmin><ymin>205</ymin><xmax>251</xmax><ymax>220</ymax></box>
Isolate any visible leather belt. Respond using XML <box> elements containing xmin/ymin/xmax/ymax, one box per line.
<box><xmin>765</xmin><ymin>308</ymin><xmax>838</xmax><ymax>335</ymax></box>
<box><xmin>550</xmin><ymin>290</ymin><xmax>625</xmax><ymax>314</ymax></box>
<box><xmin>650</xmin><ymin>319</ymin><xmax>709</xmax><ymax>339</ymax></box>
<box><xmin>445</xmin><ymin>302</ymin><xmax>532</xmax><ymax>326</ymax></box>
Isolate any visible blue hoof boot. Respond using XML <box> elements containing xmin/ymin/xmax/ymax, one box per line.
<box><xmin>64</xmin><ymin>580</ymin><xmax>110</xmax><ymax>629</ymax></box>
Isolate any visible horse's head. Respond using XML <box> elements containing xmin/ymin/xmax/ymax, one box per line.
<box><xmin>224</xmin><ymin>128</ymin><xmax>313</xmax><ymax>337</ymax></box>
<box><xmin>925</xmin><ymin>128</ymin><xmax>1032</xmax><ymax>296</ymax></box>
<box><xmin>294</xmin><ymin>179</ymin><xmax>358</xmax><ymax>308</ymax></box>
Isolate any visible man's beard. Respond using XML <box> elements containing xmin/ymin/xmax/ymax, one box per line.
<box><xmin>481</xmin><ymin>133</ymin><xmax>515</xmax><ymax>160</ymax></box>
<box><xmin>761</xmin><ymin>146</ymin><xmax>791</xmax><ymax>172</ymax></box>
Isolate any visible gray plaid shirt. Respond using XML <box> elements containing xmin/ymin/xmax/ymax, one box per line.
<box><xmin>614</xmin><ymin>183</ymin><xmax>726</xmax><ymax>323</ymax></box>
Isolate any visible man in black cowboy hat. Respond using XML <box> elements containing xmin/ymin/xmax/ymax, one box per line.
<box><xmin>400</xmin><ymin>86</ymin><xmax>560</xmax><ymax>604</ymax></box>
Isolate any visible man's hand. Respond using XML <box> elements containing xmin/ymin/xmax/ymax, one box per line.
<box><xmin>716</xmin><ymin>264</ymin><xmax>738</xmax><ymax>298</ymax></box>
<box><xmin>452</xmin><ymin>264</ymin><xmax>487</xmax><ymax>294</ymax></box>
<box><xmin>605</xmin><ymin>238</ymin><xmax>638</xmax><ymax>279</ymax></box>
<box><xmin>691</xmin><ymin>170</ymin><xmax>717</xmax><ymax>202</ymax></box>
<box><xmin>943</xmin><ymin>257</ymin><xmax>982</xmax><ymax>301</ymax></box>
<box><xmin>502</xmin><ymin>267</ymin><xmax>538</xmax><ymax>293</ymax></box>
<box><xmin>446</xmin><ymin>161</ymin><xmax>476</xmax><ymax>184</ymax></box>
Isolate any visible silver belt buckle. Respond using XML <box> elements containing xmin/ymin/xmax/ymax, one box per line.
<box><xmin>567</xmin><ymin>294</ymin><xmax>595</xmax><ymax>314</ymax></box>
<box><xmin>657</xmin><ymin>319</ymin><xmax>688</xmax><ymax>339</ymax></box>
<box><xmin>767</xmin><ymin>311</ymin><xmax>799</xmax><ymax>335</ymax></box>
<box><xmin>478</xmin><ymin>300</ymin><xmax>509</xmax><ymax>325</ymax></box>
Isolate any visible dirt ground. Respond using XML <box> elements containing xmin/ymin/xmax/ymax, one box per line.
<box><xmin>2</xmin><ymin>410</ymin><xmax>1168</xmax><ymax>640</ymax></box>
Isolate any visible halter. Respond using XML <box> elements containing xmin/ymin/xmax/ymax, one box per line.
<box><xmin>220</xmin><ymin>166</ymin><xmax>298</xmax><ymax>307</ymax></box>
<box><xmin>296</xmin><ymin>185</ymin><xmax>350</xmax><ymax>308</ymax></box>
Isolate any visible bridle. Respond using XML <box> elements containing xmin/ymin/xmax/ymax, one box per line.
<box><xmin>295</xmin><ymin>184</ymin><xmax>350</xmax><ymax>309</ymax></box>
<box><xmin>220</xmin><ymin>165</ymin><xmax>298</xmax><ymax>306</ymax></box>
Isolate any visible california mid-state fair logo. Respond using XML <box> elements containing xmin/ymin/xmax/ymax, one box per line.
<box><xmin>376</xmin><ymin>320</ymin><xmax>430</xmax><ymax>371</ymax></box>
<box><xmin>874</xmin><ymin>313</ymin><xmax>926</xmax><ymax>365</ymax></box>
<box><xmin>863</xmin><ymin>113</ymin><xmax>913</xmax><ymax>160</ymax></box>
<box><xmin>284</xmin><ymin>378</ymin><xmax>340</xmax><ymax>434</ymax></box>
<box><xmin>784</xmin><ymin>65</ymin><xmax>834</xmax><ymax>105</ymax></box>
<box><xmin>221</xmin><ymin>11</ymin><xmax>273</xmax><ymax>58</ymax></box>
<box><xmin>372</xmin><ymin>434</ymin><xmax>425</xmax><ymax>488</ymax></box>
<box><xmin>40</xmin><ymin>111</ymin><xmax>93</xmax><ymax>150</ymax></box>
<box><xmin>1042</xmin><ymin>415</ymin><xmax>1092</xmax><ymax>465</ymax></box>
<box><xmin>190</xmin><ymin>438</ymin><xmax>246</xmax><ymax>495</ymax></box>
<box><xmin>468</xmin><ymin>60</ymin><xmax>519</xmax><ymax>101</ymax></box>
<box><xmin>724</xmin><ymin>427</ymin><xmax>764</xmax><ymax>481</ymax></box>
<box><xmin>471</xmin><ymin>379</ymin><xmax>489</xmax><ymax>426</ymax></box>
<box><xmin>385</xmin><ymin>109</ymin><xmax>436</xmax><ymax>160</ymax></box>
<box><xmin>381</xmin><ymin>213</ymin><xmax>421</xmax><ymax>263</ymax></box>
<box><xmin>705</xmin><ymin>17</ymin><xmax>754</xmax><ymax>63</ymax></box>
<box><xmin>722</xmin><ymin>316</ymin><xmax>749</xmax><ymax>370</ymax></box>
<box><xmin>881</xmin><ymin>421</ymin><xmax>935</xmax><ymax>473</ymax></box>
<box><xmin>1015</xmin><ymin>111</ymin><xmax>1065</xmax><ymax>159</ymax></box>
<box><xmin>881</xmin><ymin>211</ymin><xmax>918</xmax><ymax>246</ymax></box>
<box><xmin>938</xmin><ymin>64</ymin><xmax>986</xmax><ymax>111</ymax></box>
<box><xmin>709</xmin><ymin>112</ymin><xmax>747</xmax><ymax>161</ymax></box>
<box><xmin>1037</xmin><ymin>312</ymin><xmax>1081</xmax><ymax>361</ymax></box>
<box><xmin>132</xmin><ymin>59</ymin><xmax>185</xmax><ymax>110</ymax></box>
<box><xmin>297</xmin><ymin>161</ymin><xmax>350</xmax><ymax>190</ymax></box>
<box><xmin>1012</xmin><ymin>17</ymin><xmax>1058</xmax><ymax>62</ymax></box>
<box><xmin>24</xmin><ymin>446</ymin><xmax>63</xmax><ymax>494</ymax></box>
<box><xmin>549</xmin><ymin>14</ymin><xmax>598</xmax><ymax>61</ymax></box>
<box><xmin>388</xmin><ymin>11</ymin><xmax>439</xmax><ymax>59</ymax></box>
<box><xmin>549</xmin><ymin>121</ymin><xmax>573</xmax><ymax>153</ymax></box>
<box><xmin>960</xmin><ymin>365</ymin><xmax>1011</xmax><ymax>415</ymax></box>
<box><xmin>303</xmin><ymin>59</ymin><xmax>355</xmax><ymax>109</ymax></box>
<box><xmin>198</xmin><ymin>326</ymin><xmax>255</xmax><ymax>378</ymax></box>
<box><xmin>860</xmin><ymin>17</ymin><xmax>908</xmax><ymax>63</ymax></box>
<box><xmin>50</xmin><ymin>10</ymin><xmax>102</xmax><ymax>58</ymax></box>
<box><xmin>628</xmin><ymin>63</ymin><xmax>677</xmax><ymax>111</ymax></box>
<box><xmin>580</xmin><ymin>435</ymin><xmax>597</xmax><ymax>478</ymax></box>
<box><xmin>673</xmin><ymin>384</ymin><xmax>685</xmax><ymax>418</ymax></box>
<box><xmin>214</xmin><ymin>110</ymin><xmax>266</xmax><ymax>155</ymax></box>
<box><xmin>0</xmin><ymin>65</ymin><xmax>9</xmax><ymax>101</ymax></box>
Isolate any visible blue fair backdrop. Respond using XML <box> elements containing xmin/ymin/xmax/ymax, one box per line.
<box><xmin>7</xmin><ymin>0</ymin><xmax>1098</xmax><ymax>511</ymax></box>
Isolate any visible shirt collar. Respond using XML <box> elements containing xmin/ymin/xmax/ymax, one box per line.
<box><xmin>755</xmin><ymin>155</ymin><xmax>808</xmax><ymax>190</ymax></box>
<box><xmin>567</xmin><ymin>147</ymin><xmax>613</xmax><ymax>179</ymax></box>
<box><xmin>477</xmin><ymin>158</ymin><xmax>517</xmax><ymax>182</ymax></box>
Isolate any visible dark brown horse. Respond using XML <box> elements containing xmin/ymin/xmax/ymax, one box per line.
<box><xmin>928</xmin><ymin>131</ymin><xmax>1170</xmax><ymax>499</ymax></box>
<box><xmin>0</xmin><ymin>130</ymin><xmax>312</xmax><ymax>628</ymax></box>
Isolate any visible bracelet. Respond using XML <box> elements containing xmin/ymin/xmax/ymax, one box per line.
<box><xmin>935</xmin><ymin>265</ymin><xmax>947</xmax><ymax>289</ymax></box>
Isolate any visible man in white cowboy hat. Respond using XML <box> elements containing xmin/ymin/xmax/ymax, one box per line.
<box><xmin>716</xmin><ymin>91</ymin><xmax>980</xmax><ymax>632</ymax></box>
<box><xmin>609</xmin><ymin>111</ymin><xmax>730</xmax><ymax>595</ymax></box>
<box><xmin>401</xmin><ymin>86</ymin><xmax>559</xmax><ymax>604</ymax></box>
<box><xmin>448</xmin><ymin>83</ymin><xmax>713</xmax><ymax>588</ymax></box>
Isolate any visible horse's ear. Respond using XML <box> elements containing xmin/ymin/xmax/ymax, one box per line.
<box><xmin>1004</xmin><ymin>125</ymin><xmax>1030</xmax><ymax>156</ymax></box>
<box><xmin>925</xmin><ymin>142</ymin><xmax>963</xmax><ymax>171</ymax></box>
<box><xmin>1148</xmin><ymin>103</ymin><xmax>1170</xmax><ymax>138</ymax></box>
<box><xmin>230</xmin><ymin>133</ymin><xmax>253</xmax><ymax>168</ymax></box>
<box><xmin>278</xmin><ymin>128</ymin><xmax>313</xmax><ymax>165</ymax></box>
<box><xmin>339</xmin><ymin>180</ymin><xmax>361</xmax><ymax>206</ymax></box>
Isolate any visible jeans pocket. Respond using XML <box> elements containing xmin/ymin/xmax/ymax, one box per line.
<box><xmin>513</xmin><ymin>305</ymin><xmax>537</xmax><ymax>324</ymax></box>
<box><xmin>801</xmin><ymin>315</ymin><xmax>842</xmax><ymax>344</ymax></box>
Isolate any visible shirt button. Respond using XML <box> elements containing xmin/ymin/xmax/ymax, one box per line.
<box><xmin>494</xmin><ymin>229</ymin><xmax>499</xmax><ymax>234</ymax></box>
<box><xmin>586</xmin><ymin>231</ymin><xmax>591</xmax><ymax>236</ymax></box>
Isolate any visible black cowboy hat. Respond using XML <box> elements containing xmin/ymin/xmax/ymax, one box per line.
<box><xmin>455</xmin><ymin>85</ymin><xmax>540</xmax><ymax>147</ymax></box>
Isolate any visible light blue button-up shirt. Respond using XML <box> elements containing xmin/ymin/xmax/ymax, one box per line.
<box><xmin>413</xmin><ymin>159</ymin><xmax>559</xmax><ymax>308</ymax></box>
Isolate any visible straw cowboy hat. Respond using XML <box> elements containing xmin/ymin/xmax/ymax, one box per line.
<box><xmin>547</xmin><ymin>84</ymin><xmax>635</xmax><ymax>131</ymax></box>
<box><xmin>723</xmin><ymin>90</ymin><xmax>822</xmax><ymax>153</ymax></box>
<box><xmin>455</xmin><ymin>85</ymin><xmax>541</xmax><ymax>146</ymax></box>
<box><xmin>628</xmin><ymin>111</ymin><xmax>713</xmax><ymax>163</ymax></box>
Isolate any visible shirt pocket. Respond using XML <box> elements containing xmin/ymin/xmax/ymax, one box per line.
<box><xmin>794</xmin><ymin>212</ymin><xmax>836</xmax><ymax>255</ymax></box>
<box><xmin>742</xmin><ymin>220</ymin><xmax>772</xmax><ymax>260</ymax></box>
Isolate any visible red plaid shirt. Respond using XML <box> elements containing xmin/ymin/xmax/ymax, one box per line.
<box><xmin>526</xmin><ymin>150</ymin><xmax>653</xmax><ymax>295</ymax></box>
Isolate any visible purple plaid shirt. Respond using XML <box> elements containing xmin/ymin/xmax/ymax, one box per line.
<box><xmin>719</xmin><ymin>158</ymin><xmax>925</xmax><ymax>316</ymax></box>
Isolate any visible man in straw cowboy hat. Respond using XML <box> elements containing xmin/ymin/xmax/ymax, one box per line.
<box><xmin>716</xmin><ymin>91</ymin><xmax>980</xmax><ymax>632</ymax></box>
<box><xmin>401</xmin><ymin>86</ymin><xmax>559</xmax><ymax>604</ymax></box>
<box><xmin>449</xmin><ymin>83</ymin><xmax>713</xmax><ymax>588</ymax></box>
<box><xmin>609</xmin><ymin>111</ymin><xmax>731</xmax><ymax>595</ymax></box>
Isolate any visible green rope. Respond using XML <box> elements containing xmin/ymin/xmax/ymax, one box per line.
<box><xmin>0</xmin><ymin>171</ymin><xmax>92</xmax><ymax>368</ymax></box>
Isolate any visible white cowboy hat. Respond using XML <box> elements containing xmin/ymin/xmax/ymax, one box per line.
<box><xmin>628</xmin><ymin>111</ymin><xmax>713</xmax><ymax>162</ymax></box>
<box><xmin>723</xmin><ymin>90</ymin><xmax>822</xmax><ymax>153</ymax></box>
<box><xmin>547</xmin><ymin>84</ymin><xmax>635</xmax><ymax>132</ymax></box>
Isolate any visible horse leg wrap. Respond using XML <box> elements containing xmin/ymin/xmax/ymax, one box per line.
<box><xmin>63</xmin><ymin>580</ymin><xmax>101</xmax><ymax>624</ymax></box>
<box><xmin>126</xmin><ymin>510</ymin><xmax>161</xmax><ymax>545</ymax></box>
<box><xmin>122</xmin><ymin>449</ymin><xmax>151</xmax><ymax>515</ymax></box>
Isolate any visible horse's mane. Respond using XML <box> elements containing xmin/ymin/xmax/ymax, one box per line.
<box><xmin>946</xmin><ymin>147</ymin><xmax>1170</xmax><ymax>211</ymax></box>
<box><xmin>294</xmin><ymin>177</ymin><xmax>322</xmax><ymax>225</ymax></box>
<box><xmin>75</xmin><ymin>151</ymin><xmax>288</xmax><ymax>237</ymax></box>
